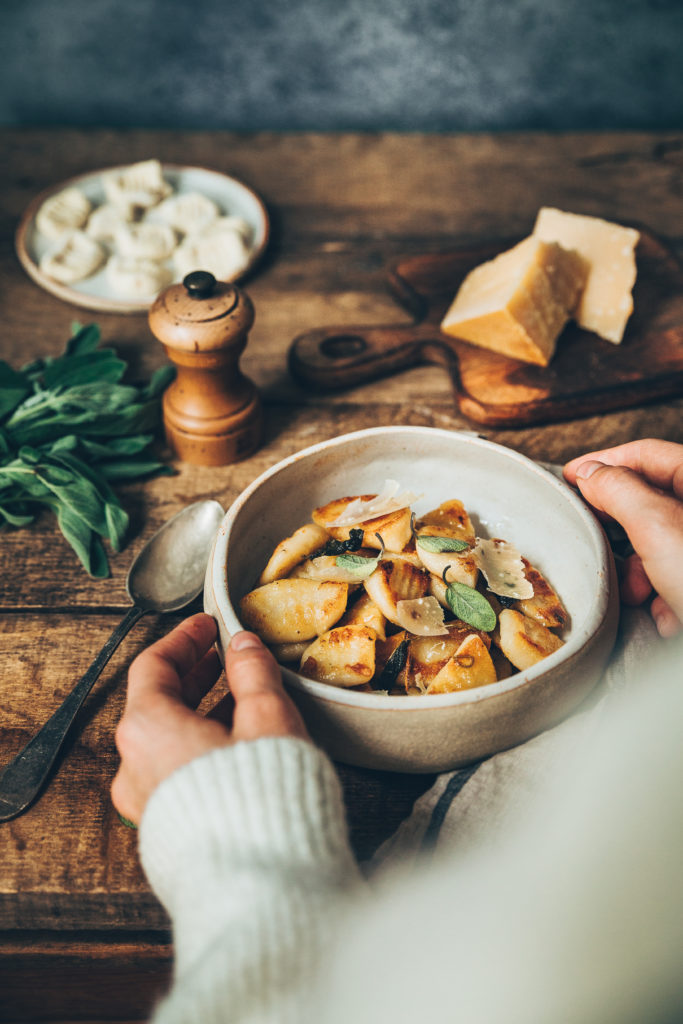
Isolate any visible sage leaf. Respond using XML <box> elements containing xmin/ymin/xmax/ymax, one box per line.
<box><xmin>373</xmin><ymin>637</ymin><xmax>409</xmax><ymax>690</ymax></box>
<box><xmin>99</xmin><ymin>460</ymin><xmax>174</xmax><ymax>481</ymax></box>
<box><xmin>104</xmin><ymin>502</ymin><xmax>129</xmax><ymax>552</ymax></box>
<box><xmin>66</xmin><ymin>323</ymin><xmax>101</xmax><ymax>356</ymax></box>
<box><xmin>317</xmin><ymin>527</ymin><xmax>364</xmax><ymax>557</ymax></box>
<box><xmin>335</xmin><ymin>552</ymin><xmax>380</xmax><ymax>579</ymax></box>
<box><xmin>0</xmin><ymin>505</ymin><xmax>35</xmax><ymax>527</ymax></box>
<box><xmin>0</xmin><ymin>361</ymin><xmax>30</xmax><ymax>420</ymax></box>
<box><xmin>417</xmin><ymin>535</ymin><xmax>469</xmax><ymax>553</ymax></box>
<box><xmin>143</xmin><ymin>365</ymin><xmax>176</xmax><ymax>399</ymax></box>
<box><xmin>57</xmin><ymin>504</ymin><xmax>100</xmax><ymax>576</ymax></box>
<box><xmin>445</xmin><ymin>581</ymin><xmax>497</xmax><ymax>632</ymax></box>
<box><xmin>41</xmin><ymin>350</ymin><xmax>127</xmax><ymax>389</ymax></box>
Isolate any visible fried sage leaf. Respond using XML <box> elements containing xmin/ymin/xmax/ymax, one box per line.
<box><xmin>335</xmin><ymin>551</ymin><xmax>381</xmax><ymax>579</ymax></box>
<box><xmin>416</xmin><ymin>535</ymin><xmax>469</xmax><ymax>553</ymax></box>
<box><xmin>317</xmin><ymin>527</ymin><xmax>364</xmax><ymax>557</ymax></box>
<box><xmin>445</xmin><ymin>580</ymin><xmax>497</xmax><ymax>632</ymax></box>
<box><xmin>373</xmin><ymin>637</ymin><xmax>409</xmax><ymax>691</ymax></box>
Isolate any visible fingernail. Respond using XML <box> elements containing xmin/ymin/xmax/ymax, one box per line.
<box><xmin>576</xmin><ymin>460</ymin><xmax>605</xmax><ymax>481</ymax></box>
<box><xmin>230</xmin><ymin>631</ymin><xmax>262</xmax><ymax>651</ymax></box>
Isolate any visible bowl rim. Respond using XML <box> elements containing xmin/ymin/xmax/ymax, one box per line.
<box><xmin>210</xmin><ymin>426</ymin><xmax>613</xmax><ymax>710</ymax></box>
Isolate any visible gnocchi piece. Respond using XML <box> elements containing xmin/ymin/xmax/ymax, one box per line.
<box><xmin>155</xmin><ymin>191</ymin><xmax>220</xmax><ymax>234</ymax></box>
<box><xmin>312</xmin><ymin>497</ymin><xmax>413</xmax><ymax>553</ymax></box>
<box><xmin>339</xmin><ymin>591</ymin><xmax>387</xmax><ymax>640</ymax></box>
<box><xmin>289</xmin><ymin>554</ymin><xmax>367</xmax><ymax>585</ymax></box>
<box><xmin>415</xmin><ymin>543</ymin><xmax>479</xmax><ymax>587</ymax></box>
<box><xmin>258</xmin><ymin>523</ymin><xmax>330</xmax><ymax>584</ymax></box>
<box><xmin>174</xmin><ymin>227</ymin><xmax>251</xmax><ymax>282</ymax></box>
<box><xmin>405</xmin><ymin>622</ymin><xmax>491</xmax><ymax>692</ymax></box>
<box><xmin>114</xmin><ymin>222</ymin><xmax>177</xmax><ymax>260</ymax></box>
<box><xmin>86</xmin><ymin>202</ymin><xmax>135</xmax><ymax>242</ymax></box>
<box><xmin>268</xmin><ymin>640</ymin><xmax>310</xmax><ymax>664</ymax></box>
<box><xmin>426</xmin><ymin>634</ymin><xmax>497</xmax><ymax>693</ymax></box>
<box><xmin>103</xmin><ymin>159</ymin><xmax>172</xmax><ymax>214</ymax></box>
<box><xmin>239</xmin><ymin>579</ymin><xmax>348</xmax><ymax>644</ymax></box>
<box><xmin>39</xmin><ymin>230</ymin><xmax>105</xmax><ymax>284</ymax></box>
<box><xmin>496</xmin><ymin>608</ymin><xmax>564</xmax><ymax>670</ymax></box>
<box><xmin>513</xmin><ymin>558</ymin><xmax>568</xmax><ymax>629</ymax></box>
<box><xmin>415</xmin><ymin>500</ymin><xmax>476</xmax><ymax>545</ymax></box>
<box><xmin>36</xmin><ymin>187</ymin><xmax>92</xmax><ymax>241</ymax></box>
<box><xmin>300</xmin><ymin>625</ymin><xmax>377</xmax><ymax>688</ymax></box>
<box><xmin>363</xmin><ymin>558</ymin><xmax>429</xmax><ymax>626</ymax></box>
<box><xmin>105</xmin><ymin>255</ymin><xmax>172</xmax><ymax>299</ymax></box>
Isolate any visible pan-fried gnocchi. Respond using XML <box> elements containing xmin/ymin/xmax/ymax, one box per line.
<box><xmin>239</xmin><ymin>483</ymin><xmax>568</xmax><ymax>695</ymax></box>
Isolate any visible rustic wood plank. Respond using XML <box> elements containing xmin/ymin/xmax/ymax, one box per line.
<box><xmin>0</xmin><ymin>610</ymin><xmax>431</xmax><ymax>930</ymax></box>
<box><xmin>0</xmin><ymin>934</ymin><xmax>172</xmax><ymax>1023</ymax></box>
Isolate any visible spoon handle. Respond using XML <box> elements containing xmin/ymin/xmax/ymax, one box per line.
<box><xmin>0</xmin><ymin>604</ymin><xmax>146</xmax><ymax>822</ymax></box>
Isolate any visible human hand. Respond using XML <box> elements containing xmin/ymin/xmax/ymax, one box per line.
<box><xmin>563</xmin><ymin>439</ymin><xmax>683</xmax><ymax>638</ymax></box>
<box><xmin>111</xmin><ymin>613</ymin><xmax>309</xmax><ymax>825</ymax></box>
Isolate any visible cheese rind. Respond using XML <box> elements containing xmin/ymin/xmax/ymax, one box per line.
<box><xmin>533</xmin><ymin>208</ymin><xmax>639</xmax><ymax>344</ymax></box>
<box><xmin>440</xmin><ymin>237</ymin><xmax>588</xmax><ymax>366</ymax></box>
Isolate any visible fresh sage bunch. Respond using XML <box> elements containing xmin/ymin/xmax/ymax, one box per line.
<box><xmin>0</xmin><ymin>323</ymin><xmax>174</xmax><ymax>577</ymax></box>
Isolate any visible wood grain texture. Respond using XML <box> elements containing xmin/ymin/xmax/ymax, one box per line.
<box><xmin>1</xmin><ymin>128</ymin><xmax>683</xmax><ymax>1020</ymax></box>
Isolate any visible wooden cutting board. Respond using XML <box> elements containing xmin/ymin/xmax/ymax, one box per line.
<box><xmin>288</xmin><ymin>231</ymin><xmax>683</xmax><ymax>426</ymax></box>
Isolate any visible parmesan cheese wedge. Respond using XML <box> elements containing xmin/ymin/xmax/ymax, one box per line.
<box><xmin>533</xmin><ymin>208</ymin><xmax>640</xmax><ymax>343</ymax></box>
<box><xmin>440</xmin><ymin>237</ymin><xmax>588</xmax><ymax>366</ymax></box>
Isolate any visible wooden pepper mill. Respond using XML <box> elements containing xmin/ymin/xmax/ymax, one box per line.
<box><xmin>148</xmin><ymin>271</ymin><xmax>262</xmax><ymax>466</ymax></box>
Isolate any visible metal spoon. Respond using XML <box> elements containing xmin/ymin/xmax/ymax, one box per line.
<box><xmin>0</xmin><ymin>499</ymin><xmax>224</xmax><ymax>823</ymax></box>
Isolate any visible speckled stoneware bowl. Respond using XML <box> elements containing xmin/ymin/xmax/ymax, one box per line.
<box><xmin>204</xmin><ymin>426</ymin><xmax>619</xmax><ymax>773</ymax></box>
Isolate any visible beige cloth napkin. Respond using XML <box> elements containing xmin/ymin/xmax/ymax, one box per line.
<box><xmin>369</xmin><ymin>606</ymin><xmax>659</xmax><ymax>873</ymax></box>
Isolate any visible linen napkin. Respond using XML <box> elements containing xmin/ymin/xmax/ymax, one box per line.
<box><xmin>369</xmin><ymin>605</ymin><xmax>659</xmax><ymax>873</ymax></box>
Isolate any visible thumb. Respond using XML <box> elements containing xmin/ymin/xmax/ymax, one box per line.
<box><xmin>575</xmin><ymin>461</ymin><xmax>683</xmax><ymax>620</ymax></box>
<box><xmin>225</xmin><ymin>632</ymin><xmax>309</xmax><ymax>742</ymax></box>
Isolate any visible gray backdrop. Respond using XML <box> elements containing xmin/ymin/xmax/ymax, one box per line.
<box><xmin>0</xmin><ymin>0</ymin><xmax>681</xmax><ymax>131</ymax></box>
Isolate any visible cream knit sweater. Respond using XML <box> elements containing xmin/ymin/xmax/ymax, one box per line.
<box><xmin>141</xmin><ymin>639</ymin><xmax>683</xmax><ymax>1024</ymax></box>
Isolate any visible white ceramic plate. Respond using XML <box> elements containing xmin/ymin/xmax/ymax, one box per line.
<box><xmin>15</xmin><ymin>164</ymin><xmax>270</xmax><ymax>315</ymax></box>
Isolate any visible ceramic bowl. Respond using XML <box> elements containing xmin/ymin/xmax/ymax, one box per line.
<box><xmin>204</xmin><ymin>426</ymin><xmax>619</xmax><ymax>773</ymax></box>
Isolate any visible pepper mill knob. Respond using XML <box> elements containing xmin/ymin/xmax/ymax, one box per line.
<box><xmin>148</xmin><ymin>272</ymin><xmax>262</xmax><ymax>466</ymax></box>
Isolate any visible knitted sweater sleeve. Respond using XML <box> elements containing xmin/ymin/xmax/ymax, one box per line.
<box><xmin>139</xmin><ymin>736</ymin><xmax>363</xmax><ymax>1024</ymax></box>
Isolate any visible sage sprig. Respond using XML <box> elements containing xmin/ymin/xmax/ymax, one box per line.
<box><xmin>0</xmin><ymin>323</ymin><xmax>175</xmax><ymax>577</ymax></box>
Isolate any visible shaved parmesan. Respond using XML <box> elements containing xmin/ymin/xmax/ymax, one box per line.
<box><xmin>473</xmin><ymin>538</ymin><xmax>534</xmax><ymax>600</ymax></box>
<box><xmin>326</xmin><ymin>480</ymin><xmax>421</xmax><ymax>528</ymax></box>
<box><xmin>395</xmin><ymin>596</ymin><xmax>448</xmax><ymax>636</ymax></box>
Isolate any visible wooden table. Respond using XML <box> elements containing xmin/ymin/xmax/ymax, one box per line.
<box><xmin>1</xmin><ymin>129</ymin><xmax>682</xmax><ymax>1023</ymax></box>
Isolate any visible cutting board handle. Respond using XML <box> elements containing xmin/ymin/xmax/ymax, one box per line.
<box><xmin>288</xmin><ymin>323</ymin><xmax>458</xmax><ymax>391</ymax></box>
